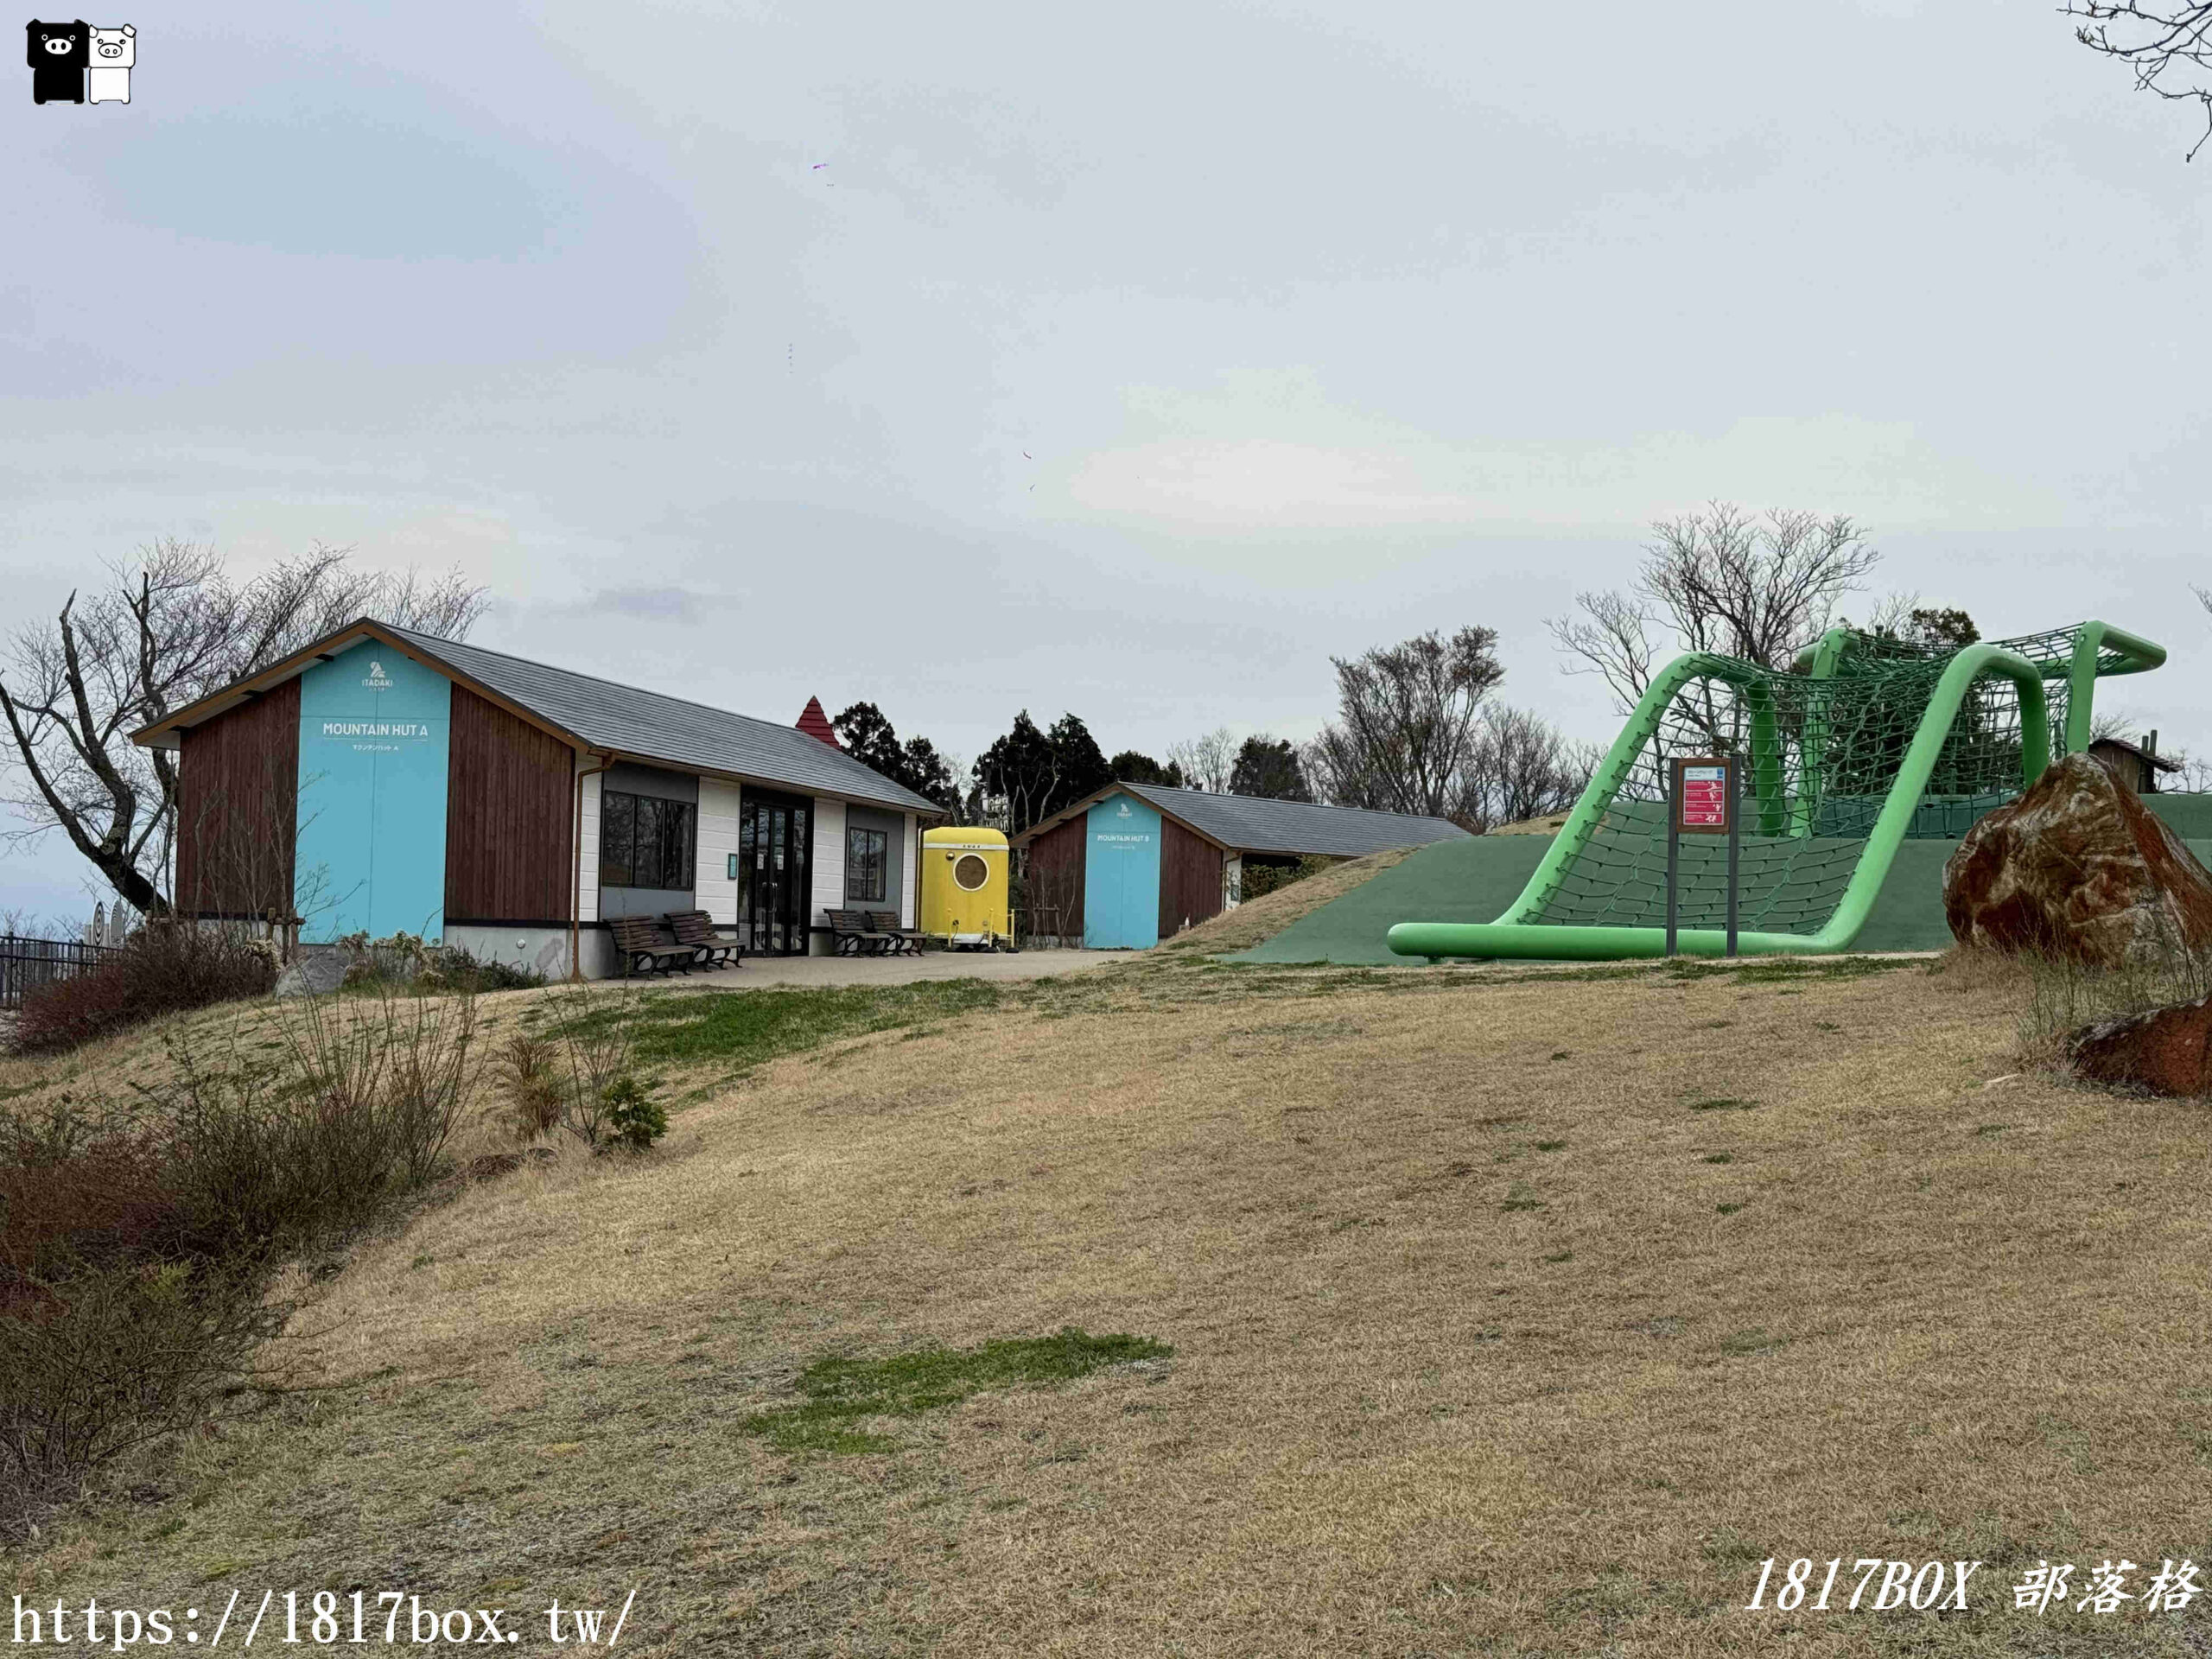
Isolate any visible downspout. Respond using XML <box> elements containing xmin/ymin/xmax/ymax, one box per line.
<box><xmin>570</xmin><ymin>748</ymin><xmax>615</xmax><ymax>982</ymax></box>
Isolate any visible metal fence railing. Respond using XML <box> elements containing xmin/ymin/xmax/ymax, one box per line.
<box><xmin>0</xmin><ymin>934</ymin><xmax>123</xmax><ymax>1010</ymax></box>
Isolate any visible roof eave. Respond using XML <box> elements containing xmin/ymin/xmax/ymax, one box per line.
<box><xmin>588</xmin><ymin>744</ymin><xmax>940</xmax><ymax>817</ymax></box>
<box><xmin>1009</xmin><ymin>783</ymin><xmax>1230</xmax><ymax>851</ymax></box>
<box><xmin>130</xmin><ymin>618</ymin><xmax>591</xmax><ymax>758</ymax></box>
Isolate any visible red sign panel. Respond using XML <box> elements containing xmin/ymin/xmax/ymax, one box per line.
<box><xmin>1671</xmin><ymin>756</ymin><xmax>1735</xmax><ymax>836</ymax></box>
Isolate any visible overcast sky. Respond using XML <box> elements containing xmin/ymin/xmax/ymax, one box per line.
<box><xmin>4</xmin><ymin>0</ymin><xmax>2209</xmax><ymax>919</ymax></box>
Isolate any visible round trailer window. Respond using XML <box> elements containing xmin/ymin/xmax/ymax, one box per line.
<box><xmin>953</xmin><ymin>854</ymin><xmax>990</xmax><ymax>891</ymax></box>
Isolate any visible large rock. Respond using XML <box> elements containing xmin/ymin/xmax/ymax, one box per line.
<box><xmin>272</xmin><ymin>946</ymin><xmax>350</xmax><ymax>998</ymax></box>
<box><xmin>2069</xmin><ymin>995</ymin><xmax>2212</xmax><ymax>1096</ymax></box>
<box><xmin>1942</xmin><ymin>752</ymin><xmax>2212</xmax><ymax>965</ymax></box>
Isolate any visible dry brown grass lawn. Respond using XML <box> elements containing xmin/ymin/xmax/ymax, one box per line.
<box><xmin>13</xmin><ymin>952</ymin><xmax>2212</xmax><ymax>1656</ymax></box>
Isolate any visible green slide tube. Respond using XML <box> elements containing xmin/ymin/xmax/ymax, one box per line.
<box><xmin>1388</xmin><ymin>642</ymin><xmax>2052</xmax><ymax>962</ymax></box>
<box><xmin>1474</xmin><ymin>649</ymin><xmax>1773</xmax><ymax>931</ymax></box>
<box><xmin>1789</xmin><ymin>628</ymin><xmax>1853</xmax><ymax>838</ymax></box>
<box><xmin>2062</xmin><ymin>620</ymin><xmax>2165</xmax><ymax>756</ymax></box>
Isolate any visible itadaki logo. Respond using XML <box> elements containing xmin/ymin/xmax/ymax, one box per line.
<box><xmin>363</xmin><ymin>660</ymin><xmax>391</xmax><ymax>690</ymax></box>
<box><xmin>27</xmin><ymin>18</ymin><xmax>132</xmax><ymax>105</ymax></box>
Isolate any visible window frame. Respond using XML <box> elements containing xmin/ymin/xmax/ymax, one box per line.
<box><xmin>845</xmin><ymin>825</ymin><xmax>888</xmax><ymax>904</ymax></box>
<box><xmin>600</xmin><ymin>788</ymin><xmax>696</xmax><ymax>891</ymax></box>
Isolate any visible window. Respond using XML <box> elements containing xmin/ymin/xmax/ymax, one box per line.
<box><xmin>846</xmin><ymin>826</ymin><xmax>888</xmax><ymax>904</ymax></box>
<box><xmin>600</xmin><ymin>790</ymin><xmax>696</xmax><ymax>890</ymax></box>
<box><xmin>954</xmin><ymin>853</ymin><xmax>989</xmax><ymax>891</ymax></box>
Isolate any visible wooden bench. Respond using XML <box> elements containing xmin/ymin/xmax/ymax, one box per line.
<box><xmin>664</xmin><ymin>909</ymin><xmax>743</xmax><ymax>970</ymax></box>
<box><xmin>826</xmin><ymin>909</ymin><xmax>881</xmax><ymax>956</ymax></box>
<box><xmin>865</xmin><ymin>910</ymin><xmax>925</xmax><ymax>955</ymax></box>
<box><xmin>607</xmin><ymin>914</ymin><xmax>696</xmax><ymax>977</ymax></box>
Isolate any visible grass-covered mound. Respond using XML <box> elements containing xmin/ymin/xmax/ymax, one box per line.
<box><xmin>16</xmin><ymin>949</ymin><xmax>2211</xmax><ymax>1655</ymax></box>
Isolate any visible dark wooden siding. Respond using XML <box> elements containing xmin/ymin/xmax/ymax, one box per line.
<box><xmin>175</xmin><ymin>677</ymin><xmax>300</xmax><ymax>918</ymax></box>
<box><xmin>446</xmin><ymin>686</ymin><xmax>575</xmax><ymax>925</ymax></box>
<box><xmin>1159</xmin><ymin>817</ymin><xmax>1224</xmax><ymax>938</ymax></box>
<box><xmin>1024</xmin><ymin>814</ymin><xmax>1087</xmax><ymax>940</ymax></box>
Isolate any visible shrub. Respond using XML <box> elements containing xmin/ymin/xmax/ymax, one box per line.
<box><xmin>424</xmin><ymin>944</ymin><xmax>544</xmax><ymax>995</ymax></box>
<box><xmin>143</xmin><ymin>988</ymin><xmax>480</xmax><ymax>1258</ymax></box>
<box><xmin>0</xmin><ymin>1260</ymin><xmax>276</xmax><ymax>1519</ymax></box>
<box><xmin>336</xmin><ymin>935</ymin><xmax>543</xmax><ymax>996</ymax></box>
<box><xmin>0</xmin><ymin>987</ymin><xmax>482</xmax><ymax>1524</ymax></box>
<box><xmin>493</xmin><ymin>1031</ymin><xmax>564</xmax><ymax>1142</ymax></box>
<box><xmin>10</xmin><ymin>925</ymin><xmax>277</xmax><ymax>1057</ymax></box>
<box><xmin>492</xmin><ymin>987</ymin><xmax>664</xmax><ymax>1153</ymax></box>
<box><xmin>0</xmin><ymin>1102</ymin><xmax>174</xmax><ymax>1291</ymax></box>
<box><xmin>602</xmin><ymin>1075</ymin><xmax>667</xmax><ymax>1153</ymax></box>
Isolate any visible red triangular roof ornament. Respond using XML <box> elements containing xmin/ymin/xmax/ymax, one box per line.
<box><xmin>796</xmin><ymin>696</ymin><xmax>840</xmax><ymax>748</ymax></box>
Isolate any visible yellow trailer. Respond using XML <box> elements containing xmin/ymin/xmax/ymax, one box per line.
<box><xmin>919</xmin><ymin>826</ymin><xmax>1013</xmax><ymax>950</ymax></box>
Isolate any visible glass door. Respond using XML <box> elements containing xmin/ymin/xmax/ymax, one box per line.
<box><xmin>739</xmin><ymin>794</ymin><xmax>813</xmax><ymax>955</ymax></box>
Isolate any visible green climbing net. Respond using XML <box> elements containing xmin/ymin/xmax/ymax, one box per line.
<box><xmin>1533</xmin><ymin>626</ymin><xmax>2126</xmax><ymax>938</ymax></box>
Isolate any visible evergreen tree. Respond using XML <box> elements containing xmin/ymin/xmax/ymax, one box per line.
<box><xmin>974</xmin><ymin>711</ymin><xmax>1113</xmax><ymax>833</ymax></box>
<box><xmin>897</xmin><ymin>734</ymin><xmax>961</xmax><ymax>815</ymax></box>
<box><xmin>832</xmin><ymin>701</ymin><xmax>963</xmax><ymax>814</ymax></box>
<box><xmin>1108</xmin><ymin>749</ymin><xmax>1185</xmax><ymax>788</ymax></box>
<box><xmin>832</xmin><ymin>701</ymin><xmax>904</xmax><ymax>777</ymax></box>
<box><xmin>1229</xmin><ymin>735</ymin><xmax>1312</xmax><ymax>801</ymax></box>
<box><xmin>1046</xmin><ymin>713</ymin><xmax>1112</xmax><ymax>807</ymax></box>
<box><xmin>973</xmin><ymin>711</ymin><xmax>1058</xmax><ymax>833</ymax></box>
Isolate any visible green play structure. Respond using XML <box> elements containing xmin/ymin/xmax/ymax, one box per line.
<box><xmin>1386</xmin><ymin>620</ymin><xmax>2167</xmax><ymax>962</ymax></box>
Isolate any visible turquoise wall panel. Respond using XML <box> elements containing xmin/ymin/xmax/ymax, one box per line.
<box><xmin>1083</xmin><ymin>792</ymin><xmax>1160</xmax><ymax>950</ymax></box>
<box><xmin>295</xmin><ymin>644</ymin><xmax>450</xmax><ymax>942</ymax></box>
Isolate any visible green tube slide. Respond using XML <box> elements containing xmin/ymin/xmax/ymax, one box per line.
<box><xmin>2061</xmin><ymin>622</ymin><xmax>2164</xmax><ymax>756</ymax></box>
<box><xmin>1387</xmin><ymin>638</ymin><xmax>2066</xmax><ymax>962</ymax></box>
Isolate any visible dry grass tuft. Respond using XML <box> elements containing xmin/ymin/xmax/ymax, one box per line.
<box><xmin>1487</xmin><ymin>811</ymin><xmax>1572</xmax><ymax>836</ymax></box>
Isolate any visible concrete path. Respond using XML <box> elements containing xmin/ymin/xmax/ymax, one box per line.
<box><xmin>635</xmin><ymin>947</ymin><xmax>1114</xmax><ymax>991</ymax></box>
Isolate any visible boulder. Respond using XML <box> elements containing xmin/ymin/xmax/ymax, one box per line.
<box><xmin>1942</xmin><ymin>752</ymin><xmax>2212</xmax><ymax>966</ymax></box>
<box><xmin>2069</xmin><ymin>995</ymin><xmax>2212</xmax><ymax>1096</ymax></box>
<box><xmin>272</xmin><ymin>947</ymin><xmax>350</xmax><ymax>998</ymax></box>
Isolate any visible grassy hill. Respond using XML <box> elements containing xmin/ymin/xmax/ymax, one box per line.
<box><xmin>9</xmin><ymin>951</ymin><xmax>2211</xmax><ymax>1656</ymax></box>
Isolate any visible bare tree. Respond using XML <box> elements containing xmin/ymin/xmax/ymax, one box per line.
<box><xmin>1166</xmin><ymin>728</ymin><xmax>1237</xmax><ymax>793</ymax></box>
<box><xmin>2066</xmin><ymin>2</ymin><xmax>2212</xmax><ymax>159</ymax></box>
<box><xmin>1549</xmin><ymin>503</ymin><xmax>1879</xmax><ymax>714</ymax></box>
<box><xmin>0</xmin><ymin>539</ymin><xmax>487</xmax><ymax>918</ymax></box>
<box><xmin>1306</xmin><ymin>626</ymin><xmax>1504</xmax><ymax>818</ymax></box>
<box><xmin>0</xmin><ymin>906</ymin><xmax>71</xmax><ymax>942</ymax></box>
<box><xmin>1453</xmin><ymin>705</ymin><xmax>1599</xmax><ymax>830</ymax></box>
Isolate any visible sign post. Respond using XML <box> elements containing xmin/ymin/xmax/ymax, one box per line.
<box><xmin>1726</xmin><ymin>760</ymin><xmax>1741</xmax><ymax>957</ymax></box>
<box><xmin>1667</xmin><ymin>754</ymin><xmax>1739</xmax><ymax>958</ymax></box>
<box><xmin>1664</xmin><ymin>766</ymin><xmax>1679</xmax><ymax>957</ymax></box>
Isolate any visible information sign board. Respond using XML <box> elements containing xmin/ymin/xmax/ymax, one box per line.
<box><xmin>1671</xmin><ymin>756</ymin><xmax>1735</xmax><ymax>836</ymax></box>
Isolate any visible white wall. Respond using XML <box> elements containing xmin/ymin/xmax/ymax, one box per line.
<box><xmin>580</xmin><ymin>767</ymin><xmax>912</xmax><ymax>954</ymax></box>
<box><xmin>1224</xmin><ymin>854</ymin><xmax>1243</xmax><ymax>911</ymax></box>
<box><xmin>576</xmin><ymin>766</ymin><xmax>602</xmax><ymax>924</ymax></box>
<box><xmin>697</xmin><ymin>779</ymin><xmax>741</xmax><ymax>925</ymax></box>
<box><xmin>810</xmin><ymin>797</ymin><xmax>846</xmax><ymax>931</ymax></box>
<box><xmin>447</xmin><ymin>923</ymin><xmax>614</xmax><ymax>982</ymax></box>
<box><xmin>901</xmin><ymin>812</ymin><xmax>918</xmax><ymax>928</ymax></box>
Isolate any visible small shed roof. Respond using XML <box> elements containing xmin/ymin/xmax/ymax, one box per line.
<box><xmin>2088</xmin><ymin>734</ymin><xmax>2180</xmax><ymax>773</ymax></box>
<box><xmin>1014</xmin><ymin>782</ymin><xmax>1471</xmax><ymax>858</ymax></box>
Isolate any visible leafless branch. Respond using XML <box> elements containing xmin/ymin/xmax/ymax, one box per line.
<box><xmin>1547</xmin><ymin>502</ymin><xmax>1878</xmax><ymax>721</ymax></box>
<box><xmin>0</xmin><ymin>541</ymin><xmax>487</xmax><ymax>917</ymax></box>
<box><xmin>2065</xmin><ymin>2</ymin><xmax>2212</xmax><ymax>159</ymax></box>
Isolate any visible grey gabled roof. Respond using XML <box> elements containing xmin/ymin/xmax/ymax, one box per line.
<box><xmin>1117</xmin><ymin>784</ymin><xmax>1470</xmax><ymax>857</ymax></box>
<box><xmin>385</xmin><ymin>626</ymin><xmax>939</xmax><ymax>815</ymax></box>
